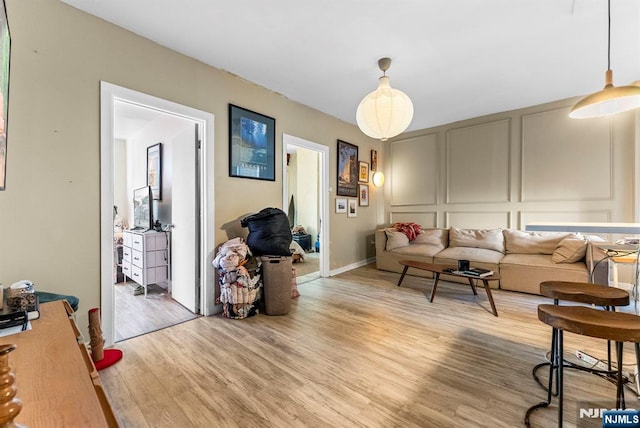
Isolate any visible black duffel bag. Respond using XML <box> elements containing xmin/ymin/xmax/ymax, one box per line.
<box><xmin>241</xmin><ymin>208</ymin><xmax>292</xmax><ymax>256</ymax></box>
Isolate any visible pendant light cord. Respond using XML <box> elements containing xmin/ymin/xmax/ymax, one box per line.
<box><xmin>607</xmin><ymin>0</ymin><xmax>611</xmax><ymax>70</ymax></box>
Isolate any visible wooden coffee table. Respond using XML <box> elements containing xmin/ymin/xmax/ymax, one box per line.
<box><xmin>397</xmin><ymin>260</ymin><xmax>500</xmax><ymax>316</ymax></box>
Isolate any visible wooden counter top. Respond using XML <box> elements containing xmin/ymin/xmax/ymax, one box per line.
<box><xmin>0</xmin><ymin>301</ymin><xmax>110</xmax><ymax>427</ymax></box>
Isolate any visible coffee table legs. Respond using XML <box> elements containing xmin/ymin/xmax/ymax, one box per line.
<box><xmin>482</xmin><ymin>279</ymin><xmax>499</xmax><ymax>317</ymax></box>
<box><xmin>397</xmin><ymin>265</ymin><xmax>409</xmax><ymax>287</ymax></box>
<box><xmin>467</xmin><ymin>278</ymin><xmax>478</xmax><ymax>295</ymax></box>
<box><xmin>429</xmin><ymin>273</ymin><xmax>440</xmax><ymax>302</ymax></box>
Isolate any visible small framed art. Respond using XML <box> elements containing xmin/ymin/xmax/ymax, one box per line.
<box><xmin>229</xmin><ymin>104</ymin><xmax>276</xmax><ymax>181</ymax></box>
<box><xmin>359</xmin><ymin>184</ymin><xmax>369</xmax><ymax>206</ymax></box>
<box><xmin>337</xmin><ymin>139</ymin><xmax>358</xmax><ymax>197</ymax></box>
<box><xmin>371</xmin><ymin>149</ymin><xmax>378</xmax><ymax>171</ymax></box>
<box><xmin>358</xmin><ymin>161</ymin><xmax>369</xmax><ymax>182</ymax></box>
<box><xmin>147</xmin><ymin>143</ymin><xmax>162</xmax><ymax>200</ymax></box>
<box><xmin>347</xmin><ymin>199</ymin><xmax>358</xmax><ymax>218</ymax></box>
<box><xmin>335</xmin><ymin>198</ymin><xmax>347</xmax><ymax>213</ymax></box>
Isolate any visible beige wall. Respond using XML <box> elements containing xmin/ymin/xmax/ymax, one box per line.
<box><xmin>0</xmin><ymin>0</ymin><xmax>382</xmax><ymax>326</ymax></box>
<box><xmin>383</xmin><ymin>98</ymin><xmax>639</xmax><ymax>232</ymax></box>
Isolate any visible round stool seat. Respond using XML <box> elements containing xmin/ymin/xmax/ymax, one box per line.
<box><xmin>538</xmin><ymin>304</ymin><xmax>640</xmax><ymax>342</ymax></box>
<box><xmin>540</xmin><ymin>281</ymin><xmax>629</xmax><ymax>306</ymax></box>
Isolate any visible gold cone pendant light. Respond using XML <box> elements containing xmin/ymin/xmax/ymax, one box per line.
<box><xmin>356</xmin><ymin>58</ymin><xmax>414</xmax><ymax>141</ymax></box>
<box><xmin>570</xmin><ymin>0</ymin><xmax>640</xmax><ymax>118</ymax></box>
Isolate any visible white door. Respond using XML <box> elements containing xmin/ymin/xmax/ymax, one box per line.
<box><xmin>171</xmin><ymin>124</ymin><xmax>199</xmax><ymax>311</ymax></box>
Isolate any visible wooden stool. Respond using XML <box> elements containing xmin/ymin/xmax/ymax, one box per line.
<box><xmin>526</xmin><ymin>305</ymin><xmax>640</xmax><ymax>427</ymax></box>
<box><xmin>525</xmin><ymin>281</ymin><xmax>631</xmax><ymax>427</ymax></box>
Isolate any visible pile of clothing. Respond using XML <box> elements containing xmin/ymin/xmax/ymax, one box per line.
<box><xmin>212</xmin><ymin>237</ymin><xmax>261</xmax><ymax>319</ymax></box>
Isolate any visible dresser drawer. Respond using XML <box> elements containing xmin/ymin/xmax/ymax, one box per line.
<box><xmin>122</xmin><ymin>260</ymin><xmax>131</xmax><ymax>277</ymax></box>
<box><xmin>131</xmin><ymin>234</ymin><xmax>145</xmax><ymax>252</ymax></box>
<box><xmin>131</xmin><ymin>249</ymin><xmax>144</xmax><ymax>268</ymax></box>
<box><xmin>122</xmin><ymin>246</ymin><xmax>132</xmax><ymax>263</ymax></box>
<box><xmin>123</xmin><ymin>232</ymin><xmax>132</xmax><ymax>247</ymax></box>
<box><xmin>130</xmin><ymin>265</ymin><xmax>144</xmax><ymax>285</ymax></box>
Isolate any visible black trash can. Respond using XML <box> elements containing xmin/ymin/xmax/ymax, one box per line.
<box><xmin>260</xmin><ymin>256</ymin><xmax>292</xmax><ymax>315</ymax></box>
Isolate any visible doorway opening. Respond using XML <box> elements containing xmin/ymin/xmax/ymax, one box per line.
<box><xmin>100</xmin><ymin>82</ymin><xmax>216</xmax><ymax>347</ymax></box>
<box><xmin>282</xmin><ymin>134</ymin><xmax>329</xmax><ymax>282</ymax></box>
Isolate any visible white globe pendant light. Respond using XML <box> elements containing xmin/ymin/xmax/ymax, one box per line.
<box><xmin>356</xmin><ymin>58</ymin><xmax>414</xmax><ymax>141</ymax></box>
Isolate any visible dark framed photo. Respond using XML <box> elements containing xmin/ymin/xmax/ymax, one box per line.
<box><xmin>147</xmin><ymin>143</ymin><xmax>162</xmax><ymax>200</ymax></box>
<box><xmin>0</xmin><ymin>0</ymin><xmax>10</xmax><ymax>191</ymax></box>
<box><xmin>371</xmin><ymin>149</ymin><xmax>378</xmax><ymax>171</ymax></box>
<box><xmin>358</xmin><ymin>161</ymin><xmax>369</xmax><ymax>183</ymax></box>
<box><xmin>359</xmin><ymin>184</ymin><xmax>369</xmax><ymax>206</ymax></box>
<box><xmin>337</xmin><ymin>139</ymin><xmax>358</xmax><ymax>197</ymax></box>
<box><xmin>229</xmin><ymin>104</ymin><xmax>275</xmax><ymax>181</ymax></box>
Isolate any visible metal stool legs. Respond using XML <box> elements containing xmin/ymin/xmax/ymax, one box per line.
<box><xmin>525</xmin><ymin>327</ymin><xmax>560</xmax><ymax>427</ymax></box>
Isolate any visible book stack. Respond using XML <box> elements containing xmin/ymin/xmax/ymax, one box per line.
<box><xmin>455</xmin><ymin>267</ymin><xmax>494</xmax><ymax>277</ymax></box>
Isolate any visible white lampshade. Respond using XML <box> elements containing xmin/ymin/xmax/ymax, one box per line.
<box><xmin>372</xmin><ymin>171</ymin><xmax>385</xmax><ymax>187</ymax></box>
<box><xmin>356</xmin><ymin>58</ymin><xmax>413</xmax><ymax>141</ymax></box>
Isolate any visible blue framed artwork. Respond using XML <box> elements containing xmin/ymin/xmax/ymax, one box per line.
<box><xmin>229</xmin><ymin>104</ymin><xmax>275</xmax><ymax>181</ymax></box>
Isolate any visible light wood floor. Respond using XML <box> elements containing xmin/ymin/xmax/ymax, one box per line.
<box><xmin>293</xmin><ymin>251</ymin><xmax>320</xmax><ymax>277</ymax></box>
<box><xmin>114</xmin><ymin>282</ymin><xmax>200</xmax><ymax>342</ymax></box>
<box><xmin>102</xmin><ymin>264</ymin><xmax>639</xmax><ymax>427</ymax></box>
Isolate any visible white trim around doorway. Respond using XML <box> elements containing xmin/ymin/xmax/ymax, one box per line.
<box><xmin>282</xmin><ymin>133</ymin><xmax>330</xmax><ymax>277</ymax></box>
<box><xmin>100</xmin><ymin>81</ymin><xmax>215</xmax><ymax>346</ymax></box>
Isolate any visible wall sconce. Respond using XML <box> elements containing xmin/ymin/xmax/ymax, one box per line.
<box><xmin>372</xmin><ymin>171</ymin><xmax>385</xmax><ymax>187</ymax></box>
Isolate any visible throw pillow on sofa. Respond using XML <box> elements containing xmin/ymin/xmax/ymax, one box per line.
<box><xmin>449</xmin><ymin>228</ymin><xmax>504</xmax><ymax>253</ymax></box>
<box><xmin>385</xmin><ymin>229</ymin><xmax>409</xmax><ymax>251</ymax></box>
<box><xmin>552</xmin><ymin>234</ymin><xmax>587</xmax><ymax>263</ymax></box>
<box><xmin>411</xmin><ymin>228</ymin><xmax>447</xmax><ymax>248</ymax></box>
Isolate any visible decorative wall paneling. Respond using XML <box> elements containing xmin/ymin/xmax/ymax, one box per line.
<box><xmin>446</xmin><ymin>119</ymin><xmax>511</xmax><ymax>204</ymax></box>
<box><xmin>386</xmin><ymin>98</ymin><xmax>636</xmax><ymax>230</ymax></box>
<box><xmin>519</xmin><ymin>210</ymin><xmax>611</xmax><ymax>230</ymax></box>
<box><xmin>445</xmin><ymin>211</ymin><xmax>511</xmax><ymax>230</ymax></box>
<box><xmin>390</xmin><ymin>134</ymin><xmax>438</xmax><ymax>206</ymax></box>
<box><xmin>389</xmin><ymin>211</ymin><xmax>438</xmax><ymax>227</ymax></box>
<box><xmin>521</xmin><ymin>108</ymin><xmax>612</xmax><ymax>202</ymax></box>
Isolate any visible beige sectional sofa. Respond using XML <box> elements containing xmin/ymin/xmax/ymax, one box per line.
<box><xmin>375</xmin><ymin>227</ymin><xmax>604</xmax><ymax>295</ymax></box>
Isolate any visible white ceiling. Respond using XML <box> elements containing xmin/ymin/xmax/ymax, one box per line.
<box><xmin>62</xmin><ymin>0</ymin><xmax>640</xmax><ymax>132</ymax></box>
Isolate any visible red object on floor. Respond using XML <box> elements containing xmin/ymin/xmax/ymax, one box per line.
<box><xmin>94</xmin><ymin>348</ymin><xmax>123</xmax><ymax>371</ymax></box>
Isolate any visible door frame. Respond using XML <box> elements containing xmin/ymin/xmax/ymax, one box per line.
<box><xmin>282</xmin><ymin>133</ymin><xmax>329</xmax><ymax>277</ymax></box>
<box><xmin>100</xmin><ymin>82</ymin><xmax>215</xmax><ymax>346</ymax></box>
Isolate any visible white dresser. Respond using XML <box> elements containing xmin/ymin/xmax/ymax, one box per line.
<box><xmin>122</xmin><ymin>230</ymin><xmax>170</xmax><ymax>296</ymax></box>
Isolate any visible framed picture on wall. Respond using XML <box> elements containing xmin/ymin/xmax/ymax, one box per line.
<box><xmin>347</xmin><ymin>199</ymin><xmax>358</xmax><ymax>217</ymax></box>
<box><xmin>229</xmin><ymin>104</ymin><xmax>276</xmax><ymax>181</ymax></box>
<box><xmin>359</xmin><ymin>184</ymin><xmax>369</xmax><ymax>206</ymax></box>
<box><xmin>371</xmin><ymin>149</ymin><xmax>378</xmax><ymax>171</ymax></box>
<box><xmin>0</xmin><ymin>0</ymin><xmax>10</xmax><ymax>191</ymax></box>
<box><xmin>147</xmin><ymin>143</ymin><xmax>162</xmax><ymax>200</ymax></box>
<box><xmin>335</xmin><ymin>198</ymin><xmax>347</xmax><ymax>213</ymax></box>
<box><xmin>358</xmin><ymin>161</ymin><xmax>369</xmax><ymax>183</ymax></box>
<box><xmin>337</xmin><ymin>139</ymin><xmax>358</xmax><ymax>197</ymax></box>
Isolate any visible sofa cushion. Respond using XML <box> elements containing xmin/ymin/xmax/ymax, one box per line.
<box><xmin>504</xmin><ymin>229</ymin><xmax>569</xmax><ymax>255</ymax></box>
<box><xmin>449</xmin><ymin>228</ymin><xmax>504</xmax><ymax>253</ymax></box>
<box><xmin>411</xmin><ymin>228</ymin><xmax>447</xmax><ymax>248</ymax></box>
<box><xmin>552</xmin><ymin>234</ymin><xmax>587</xmax><ymax>263</ymax></box>
<box><xmin>499</xmin><ymin>253</ymin><xmax>588</xmax><ymax>294</ymax></box>
<box><xmin>385</xmin><ymin>229</ymin><xmax>409</xmax><ymax>251</ymax></box>
<box><xmin>392</xmin><ymin>244</ymin><xmax>444</xmax><ymax>258</ymax></box>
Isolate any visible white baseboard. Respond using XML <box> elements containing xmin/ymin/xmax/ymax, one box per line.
<box><xmin>329</xmin><ymin>257</ymin><xmax>376</xmax><ymax>277</ymax></box>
